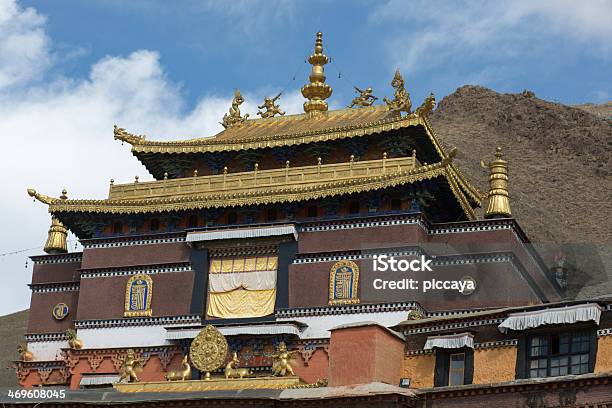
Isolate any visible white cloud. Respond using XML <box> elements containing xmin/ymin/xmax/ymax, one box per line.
<box><xmin>372</xmin><ymin>0</ymin><xmax>612</xmax><ymax>73</ymax></box>
<box><xmin>0</xmin><ymin>0</ymin><xmax>49</xmax><ymax>89</ymax></box>
<box><xmin>0</xmin><ymin>0</ymin><xmax>307</xmax><ymax>315</ymax></box>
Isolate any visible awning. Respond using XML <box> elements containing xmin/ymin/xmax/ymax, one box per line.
<box><xmin>498</xmin><ymin>303</ymin><xmax>602</xmax><ymax>334</ymax></box>
<box><xmin>80</xmin><ymin>374</ymin><xmax>120</xmax><ymax>386</ymax></box>
<box><xmin>166</xmin><ymin>323</ymin><xmax>302</xmax><ymax>340</ymax></box>
<box><xmin>424</xmin><ymin>333</ymin><xmax>474</xmax><ymax>350</ymax></box>
<box><xmin>187</xmin><ymin>225</ymin><xmax>297</xmax><ymax>242</ymax></box>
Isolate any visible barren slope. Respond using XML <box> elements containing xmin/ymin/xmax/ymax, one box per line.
<box><xmin>430</xmin><ymin>86</ymin><xmax>611</xmax><ymax>298</ymax></box>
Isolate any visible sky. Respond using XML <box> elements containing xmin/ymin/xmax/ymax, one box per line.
<box><xmin>0</xmin><ymin>0</ymin><xmax>611</xmax><ymax>316</ymax></box>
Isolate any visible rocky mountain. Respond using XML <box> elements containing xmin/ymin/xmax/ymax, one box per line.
<box><xmin>429</xmin><ymin>85</ymin><xmax>611</xmax><ymax>298</ymax></box>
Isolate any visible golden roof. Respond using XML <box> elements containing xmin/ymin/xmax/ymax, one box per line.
<box><xmin>28</xmin><ymin>154</ymin><xmax>480</xmax><ymax>219</ymax></box>
<box><xmin>114</xmin><ymin>105</ymin><xmax>415</xmax><ymax>154</ymax></box>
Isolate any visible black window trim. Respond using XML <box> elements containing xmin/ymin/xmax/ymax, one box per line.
<box><xmin>515</xmin><ymin>323</ymin><xmax>598</xmax><ymax>380</ymax></box>
<box><xmin>433</xmin><ymin>346</ymin><xmax>474</xmax><ymax>387</ymax></box>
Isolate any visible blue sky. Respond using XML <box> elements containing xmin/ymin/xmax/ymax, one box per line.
<box><xmin>0</xmin><ymin>0</ymin><xmax>611</xmax><ymax>315</ymax></box>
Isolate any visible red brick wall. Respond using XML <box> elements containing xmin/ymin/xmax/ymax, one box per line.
<box><xmin>329</xmin><ymin>325</ymin><xmax>404</xmax><ymax>386</ymax></box>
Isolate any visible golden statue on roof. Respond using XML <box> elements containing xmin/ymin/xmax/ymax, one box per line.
<box><xmin>348</xmin><ymin>86</ymin><xmax>377</xmax><ymax>108</ymax></box>
<box><xmin>384</xmin><ymin>69</ymin><xmax>412</xmax><ymax>114</ymax></box>
<box><xmin>257</xmin><ymin>92</ymin><xmax>285</xmax><ymax>118</ymax></box>
<box><xmin>415</xmin><ymin>92</ymin><xmax>436</xmax><ymax>117</ymax></box>
<box><xmin>221</xmin><ymin>89</ymin><xmax>250</xmax><ymax>128</ymax></box>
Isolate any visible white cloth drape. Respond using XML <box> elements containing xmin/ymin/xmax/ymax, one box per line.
<box><xmin>498</xmin><ymin>303</ymin><xmax>602</xmax><ymax>333</ymax></box>
<box><xmin>424</xmin><ymin>333</ymin><xmax>474</xmax><ymax>350</ymax></box>
<box><xmin>208</xmin><ymin>270</ymin><xmax>276</xmax><ymax>292</ymax></box>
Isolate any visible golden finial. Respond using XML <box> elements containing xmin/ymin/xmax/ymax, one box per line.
<box><xmin>285</xmin><ymin>160</ymin><xmax>290</xmax><ymax>168</ymax></box>
<box><xmin>223</xmin><ymin>166</ymin><xmax>228</xmax><ymax>175</ymax></box>
<box><xmin>301</xmin><ymin>32</ymin><xmax>333</xmax><ymax>114</ymax></box>
<box><xmin>163</xmin><ymin>172</ymin><xmax>168</xmax><ymax>180</ymax></box>
<box><xmin>193</xmin><ymin>169</ymin><xmax>198</xmax><ymax>177</ymax></box>
<box><xmin>60</xmin><ymin>189</ymin><xmax>68</xmax><ymax>200</ymax></box>
<box><xmin>134</xmin><ymin>176</ymin><xmax>139</xmax><ymax>183</ymax></box>
<box><xmin>44</xmin><ymin>217</ymin><xmax>68</xmax><ymax>254</ymax></box>
<box><xmin>110</xmin><ymin>179</ymin><xmax>114</xmax><ymax>186</ymax></box>
<box><xmin>484</xmin><ymin>147</ymin><xmax>512</xmax><ymax>219</ymax></box>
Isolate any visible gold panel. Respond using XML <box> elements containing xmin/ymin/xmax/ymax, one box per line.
<box><xmin>328</xmin><ymin>260</ymin><xmax>360</xmax><ymax>305</ymax></box>
<box><xmin>124</xmin><ymin>274</ymin><xmax>153</xmax><ymax>317</ymax></box>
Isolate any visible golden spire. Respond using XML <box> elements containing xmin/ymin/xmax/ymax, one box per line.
<box><xmin>301</xmin><ymin>31</ymin><xmax>333</xmax><ymax>113</ymax></box>
<box><xmin>484</xmin><ymin>147</ymin><xmax>512</xmax><ymax>219</ymax></box>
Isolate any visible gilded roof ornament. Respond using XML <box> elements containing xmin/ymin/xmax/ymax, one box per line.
<box><xmin>114</xmin><ymin>125</ymin><xmax>146</xmax><ymax>144</ymax></box>
<box><xmin>484</xmin><ymin>147</ymin><xmax>512</xmax><ymax>219</ymax></box>
<box><xmin>44</xmin><ymin>216</ymin><xmax>68</xmax><ymax>254</ymax></box>
<box><xmin>221</xmin><ymin>89</ymin><xmax>250</xmax><ymax>129</ymax></box>
<box><xmin>384</xmin><ymin>69</ymin><xmax>412</xmax><ymax>114</ymax></box>
<box><xmin>301</xmin><ymin>32</ymin><xmax>333</xmax><ymax>114</ymax></box>
<box><xmin>415</xmin><ymin>93</ymin><xmax>436</xmax><ymax>117</ymax></box>
<box><xmin>257</xmin><ymin>92</ymin><xmax>285</xmax><ymax>118</ymax></box>
<box><xmin>348</xmin><ymin>86</ymin><xmax>377</xmax><ymax>108</ymax></box>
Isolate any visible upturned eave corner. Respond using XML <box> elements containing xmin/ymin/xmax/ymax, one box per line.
<box><xmin>113</xmin><ymin>125</ymin><xmax>146</xmax><ymax>147</ymax></box>
<box><xmin>27</xmin><ymin>188</ymin><xmax>57</xmax><ymax>206</ymax></box>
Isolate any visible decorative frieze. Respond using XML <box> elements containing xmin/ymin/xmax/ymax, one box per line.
<box><xmin>276</xmin><ymin>301</ymin><xmax>425</xmax><ymax>318</ymax></box>
<box><xmin>81</xmin><ymin>234</ymin><xmax>185</xmax><ymax>249</ymax></box>
<box><xmin>74</xmin><ymin>315</ymin><xmax>201</xmax><ymax>329</ymax></box>
<box><xmin>80</xmin><ymin>263</ymin><xmax>192</xmax><ymax>278</ymax></box>
<box><xmin>30</xmin><ymin>253</ymin><xmax>82</xmax><ymax>265</ymax></box>
<box><xmin>30</xmin><ymin>283</ymin><xmax>80</xmax><ymax>293</ymax></box>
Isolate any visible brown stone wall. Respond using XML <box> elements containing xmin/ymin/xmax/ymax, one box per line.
<box><xmin>31</xmin><ymin>261</ymin><xmax>81</xmax><ymax>284</ymax></box>
<box><xmin>595</xmin><ymin>335</ymin><xmax>612</xmax><ymax>373</ymax></box>
<box><xmin>76</xmin><ymin>272</ymin><xmax>194</xmax><ymax>320</ymax></box>
<box><xmin>402</xmin><ymin>354</ymin><xmax>435</xmax><ymax>388</ymax></box>
<box><xmin>298</xmin><ymin>224</ymin><xmax>427</xmax><ymax>254</ymax></box>
<box><xmin>81</xmin><ymin>242</ymin><xmax>190</xmax><ymax>269</ymax></box>
<box><xmin>472</xmin><ymin>346</ymin><xmax>517</xmax><ymax>384</ymax></box>
<box><xmin>329</xmin><ymin>325</ymin><xmax>404</xmax><ymax>386</ymax></box>
<box><xmin>27</xmin><ymin>291</ymin><xmax>79</xmax><ymax>333</ymax></box>
<box><xmin>289</xmin><ymin>257</ymin><xmax>541</xmax><ymax>310</ymax></box>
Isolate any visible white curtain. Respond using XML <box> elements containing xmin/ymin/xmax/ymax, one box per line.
<box><xmin>424</xmin><ymin>333</ymin><xmax>474</xmax><ymax>350</ymax></box>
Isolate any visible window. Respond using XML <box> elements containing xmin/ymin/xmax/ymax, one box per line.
<box><xmin>449</xmin><ymin>353</ymin><xmax>465</xmax><ymax>386</ymax></box>
<box><xmin>187</xmin><ymin>215</ymin><xmax>199</xmax><ymax>228</ymax></box>
<box><xmin>266</xmin><ymin>208</ymin><xmax>278</xmax><ymax>222</ymax></box>
<box><xmin>348</xmin><ymin>201</ymin><xmax>360</xmax><ymax>214</ymax></box>
<box><xmin>226</xmin><ymin>211</ymin><xmax>237</xmax><ymax>225</ymax></box>
<box><xmin>150</xmin><ymin>219</ymin><xmax>160</xmax><ymax>231</ymax></box>
<box><xmin>306</xmin><ymin>205</ymin><xmax>318</xmax><ymax>218</ymax></box>
<box><xmin>112</xmin><ymin>221</ymin><xmax>123</xmax><ymax>234</ymax></box>
<box><xmin>434</xmin><ymin>347</ymin><xmax>473</xmax><ymax>387</ymax></box>
<box><xmin>526</xmin><ymin>330</ymin><xmax>593</xmax><ymax>378</ymax></box>
<box><xmin>390</xmin><ymin>198</ymin><xmax>402</xmax><ymax>211</ymax></box>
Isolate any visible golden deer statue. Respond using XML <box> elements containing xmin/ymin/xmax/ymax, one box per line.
<box><xmin>17</xmin><ymin>344</ymin><xmax>33</xmax><ymax>361</ymax></box>
<box><xmin>224</xmin><ymin>352</ymin><xmax>252</xmax><ymax>379</ymax></box>
<box><xmin>165</xmin><ymin>355</ymin><xmax>191</xmax><ymax>381</ymax></box>
<box><xmin>66</xmin><ymin>329</ymin><xmax>83</xmax><ymax>349</ymax></box>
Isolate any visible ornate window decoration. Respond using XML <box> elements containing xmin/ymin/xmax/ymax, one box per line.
<box><xmin>124</xmin><ymin>274</ymin><xmax>153</xmax><ymax>317</ymax></box>
<box><xmin>328</xmin><ymin>260</ymin><xmax>360</xmax><ymax>305</ymax></box>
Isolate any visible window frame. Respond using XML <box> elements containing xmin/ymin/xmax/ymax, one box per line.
<box><xmin>433</xmin><ymin>346</ymin><xmax>473</xmax><ymax>387</ymax></box>
<box><xmin>515</xmin><ymin>323</ymin><xmax>597</xmax><ymax>380</ymax></box>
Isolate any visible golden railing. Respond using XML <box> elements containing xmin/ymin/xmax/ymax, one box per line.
<box><xmin>108</xmin><ymin>154</ymin><xmax>420</xmax><ymax>200</ymax></box>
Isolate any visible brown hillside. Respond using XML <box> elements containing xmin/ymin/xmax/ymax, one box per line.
<box><xmin>430</xmin><ymin>85</ymin><xmax>612</xmax><ymax>298</ymax></box>
<box><xmin>0</xmin><ymin>309</ymin><xmax>28</xmax><ymax>387</ymax></box>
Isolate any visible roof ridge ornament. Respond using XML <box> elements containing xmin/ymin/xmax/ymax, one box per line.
<box><xmin>301</xmin><ymin>32</ymin><xmax>333</xmax><ymax>114</ymax></box>
<box><xmin>384</xmin><ymin>69</ymin><xmax>412</xmax><ymax>115</ymax></box>
<box><xmin>221</xmin><ymin>89</ymin><xmax>250</xmax><ymax>129</ymax></box>
<box><xmin>484</xmin><ymin>147</ymin><xmax>512</xmax><ymax>219</ymax></box>
<box><xmin>257</xmin><ymin>92</ymin><xmax>285</xmax><ymax>118</ymax></box>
